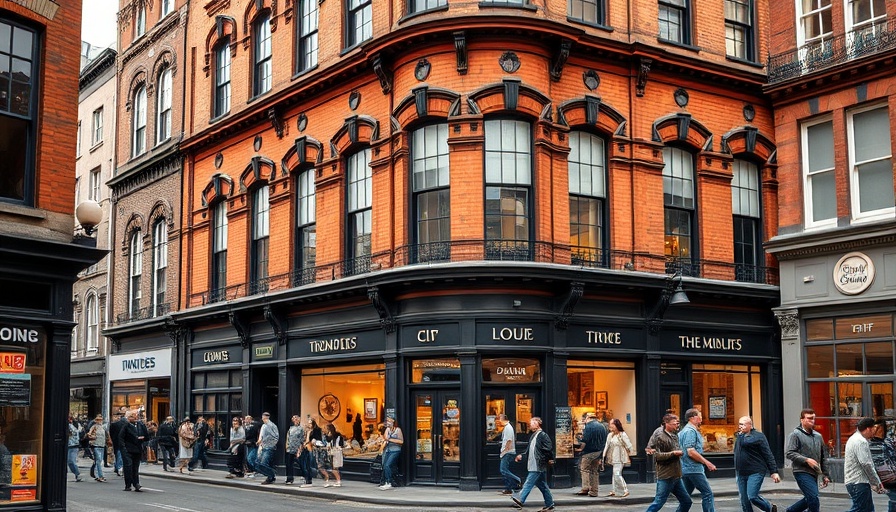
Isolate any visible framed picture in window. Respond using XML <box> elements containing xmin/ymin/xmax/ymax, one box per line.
<box><xmin>708</xmin><ymin>396</ymin><xmax>726</xmax><ymax>419</ymax></box>
<box><xmin>595</xmin><ymin>391</ymin><xmax>608</xmax><ymax>411</ymax></box>
<box><xmin>364</xmin><ymin>398</ymin><xmax>378</xmax><ymax>421</ymax></box>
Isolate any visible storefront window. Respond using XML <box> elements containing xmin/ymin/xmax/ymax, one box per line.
<box><xmin>567</xmin><ymin>361</ymin><xmax>636</xmax><ymax>452</ymax></box>
<box><xmin>192</xmin><ymin>370</ymin><xmax>242</xmax><ymax>451</ymax></box>
<box><xmin>411</xmin><ymin>358</ymin><xmax>460</xmax><ymax>383</ymax></box>
<box><xmin>692</xmin><ymin>364</ymin><xmax>761</xmax><ymax>454</ymax></box>
<box><xmin>301</xmin><ymin>364</ymin><xmax>384</xmax><ymax>459</ymax></box>
<box><xmin>0</xmin><ymin>331</ymin><xmax>44</xmax><ymax>505</ymax></box>
<box><xmin>111</xmin><ymin>380</ymin><xmax>146</xmax><ymax>416</ymax></box>
<box><xmin>482</xmin><ymin>358</ymin><xmax>540</xmax><ymax>383</ymax></box>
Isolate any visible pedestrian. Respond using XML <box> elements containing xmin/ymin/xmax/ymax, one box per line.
<box><xmin>320</xmin><ymin>423</ymin><xmax>344</xmax><ymax>487</ymax></box>
<box><xmin>67</xmin><ymin>413</ymin><xmax>84</xmax><ymax>482</ymax></box>
<box><xmin>108</xmin><ymin>411</ymin><xmax>127</xmax><ymax>477</ymax></box>
<box><xmin>870</xmin><ymin>419</ymin><xmax>896</xmax><ymax>512</ymax></box>
<box><xmin>243</xmin><ymin>414</ymin><xmax>261</xmax><ymax>477</ymax></box>
<box><xmin>644</xmin><ymin>413</ymin><xmax>691</xmax><ymax>512</ymax></box>
<box><xmin>188</xmin><ymin>415</ymin><xmax>210</xmax><ymax>471</ymax></box>
<box><xmin>86</xmin><ymin>414</ymin><xmax>109</xmax><ymax>482</ymax></box>
<box><xmin>284</xmin><ymin>415</ymin><xmax>305</xmax><ymax>485</ymax></box>
<box><xmin>353</xmin><ymin>414</ymin><xmax>363</xmax><ymax>446</ymax></box>
<box><xmin>510</xmin><ymin>416</ymin><xmax>555</xmax><ymax>511</ymax></box>
<box><xmin>177</xmin><ymin>416</ymin><xmax>195</xmax><ymax>474</ymax></box>
<box><xmin>156</xmin><ymin>416</ymin><xmax>178</xmax><ymax>471</ymax></box>
<box><xmin>302</xmin><ymin>417</ymin><xmax>322</xmax><ymax>487</ymax></box>
<box><xmin>256</xmin><ymin>412</ymin><xmax>279</xmax><ymax>485</ymax></box>
<box><xmin>378</xmin><ymin>415</ymin><xmax>404</xmax><ymax>490</ymax></box>
<box><xmin>603</xmin><ymin>418</ymin><xmax>634</xmax><ymax>498</ymax></box>
<box><xmin>574</xmin><ymin>411</ymin><xmax>607</xmax><ymax>498</ymax></box>
<box><xmin>784</xmin><ymin>408</ymin><xmax>831</xmax><ymax>512</ymax></box>
<box><xmin>845</xmin><ymin>417</ymin><xmax>884</xmax><ymax>512</ymax></box>
<box><xmin>497</xmin><ymin>413</ymin><xmax>521</xmax><ymax>495</ymax></box>
<box><xmin>734</xmin><ymin>416</ymin><xmax>780</xmax><ymax>512</ymax></box>
<box><xmin>226</xmin><ymin>416</ymin><xmax>246</xmax><ymax>478</ymax></box>
<box><xmin>678</xmin><ymin>408</ymin><xmax>715</xmax><ymax>511</ymax></box>
<box><xmin>119</xmin><ymin>409</ymin><xmax>148</xmax><ymax>492</ymax></box>
<box><xmin>144</xmin><ymin>419</ymin><xmax>158</xmax><ymax>464</ymax></box>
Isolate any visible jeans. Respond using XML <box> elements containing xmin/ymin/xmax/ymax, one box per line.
<box><xmin>611</xmin><ymin>462</ymin><xmax>629</xmax><ymax>495</ymax></box>
<box><xmin>500</xmin><ymin>453</ymin><xmax>521</xmax><ymax>491</ymax></box>
<box><xmin>737</xmin><ymin>472</ymin><xmax>773</xmax><ymax>512</ymax></box>
<box><xmin>517</xmin><ymin>470</ymin><xmax>554</xmax><ymax>508</ymax></box>
<box><xmin>846</xmin><ymin>483</ymin><xmax>874</xmax><ymax>512</ymax></box>
<box><xmin>246</xmin><ymin>445</ymin><xmax>258</xmax><ymax>472</ymax></box>
<box><xmin>114</xmin><ymin>449</ymin><xmax>123</xmax><ymax>472</ymax></box>
<box><xmin>189</xmin><ymin>440</ymin><xmax>208</xmax><ymax>469</ymax></box>
<box><xmin>382</xmin><ymin>449</ymin><xmax>400</xmax><ymax>485</ymax></box>
<box><xmin>285</xmin><ymin>452</ymin><xmax>299</xmax><ymax>482</ymax></box>
<box><xmin>256</xmin><ymin>447</ymin><xmax>276</xmax><ymax>481</ymax></box>
<box><xmin>299</xmin><ymin>450</ymin><xmax>313</xmax><ymax>484</ymax></box>
<box><xmin>646</xmin><ymin>477</ymin><xmax>692</xmax><ymax>512</ymax></box>
<box><xmin>681</xmin><ymin>473</ymin><xmax>714</xmax><ymax>512</ymax></box>
<box><xmin>886</xmin><ymin>490</ymin><xmax>896</xmax><ymax>512</ymax></box>
<box><xmin>91</xmin><ymin>446</ymin><xmax>105</xmax><ymax>479</ymax></box>
<box><xmin>787</xmin><ymin>472</ymin><xmax>820</xmax><ymax>512</ymax></box>
<box><xmin>67</xmin><ymin>446</ymin><xmax>80</xmax><ymax>478</ymax></box>
<box><xmin>158</xmin><ymin>444</ymin><xmax>177</xmax><ymax>469</ymax></box>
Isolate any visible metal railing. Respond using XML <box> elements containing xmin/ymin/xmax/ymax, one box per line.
<box><xmin>115</xmin><ymin>302</ymin><xmax>171</xmax><ymax>325</ymax></box>
<box><xmin>184</xmin><ymin>240</ymin><xmax>779</xmax><ymax>308</ymax></box>
<box><xmin>768</xmin><ymin>17</ymin><xmax>896</xmax><ymax>84</ymax></box>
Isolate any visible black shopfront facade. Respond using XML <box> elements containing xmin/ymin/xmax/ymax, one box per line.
<box><xmin>174</xmin><ymin>266</ymin><xmax>783</xmax><ymax>489</ymax></box>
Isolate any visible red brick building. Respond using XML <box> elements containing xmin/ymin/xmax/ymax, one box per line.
<box><xmin>0</xmin><ymin>1</ymin><xmax>104</xmax><ymax>510</ymax></box>
<box><xmin>766</xmin><ymin>0</ymin><xmax>896</xmax><ymax>466</ymax></box>
<box><xmin>171</xmin><ymin>0</ymin><xmax>782</xmax><ymax>487</ymax></box>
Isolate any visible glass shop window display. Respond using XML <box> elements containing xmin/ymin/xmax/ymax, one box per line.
<box><xmin>691</xmin><ymin>364</ymin><xmax>762</xmax><ymax>454</ymax></box>
<box><xmin>566</xmin><ymin>360</ymin><xmax>638</xmax><ymax>453</ymax></box>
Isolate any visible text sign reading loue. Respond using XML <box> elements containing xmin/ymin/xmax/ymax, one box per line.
<box><xmin>109</xmin><ymin>348</ymin><xmax>172</xmax><ymax>381</ymax></box>
<box><xmin>476</xmin><ymin>323</ymin><xmax>548</xmax><ymax>345</ymax></box>
<box><xmin>834</xmin><ymin>252</ymin><xmax>875</xmax><ymax>295</ymax></box>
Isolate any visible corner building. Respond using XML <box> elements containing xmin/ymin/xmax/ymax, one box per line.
<box><xmin>766</xmin><ymin>0</ymin><xmax>896</xmax><ymax>479</ymax></box>
<box><xmin>176</xmin><ymin>0</ymin><xmax>782</xmax><ymax>488</ymax></box>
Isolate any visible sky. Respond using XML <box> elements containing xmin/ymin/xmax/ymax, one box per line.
<box><xmin>81</xmin><ymin>0</ymin><xmax>119</xmax><ymax>50</ymax></box>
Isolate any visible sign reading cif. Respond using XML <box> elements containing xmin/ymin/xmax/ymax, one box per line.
<box><xmin>476</xmin><ymin>323</ymin><xmax>547</xmax><ymax>346</ymax></box>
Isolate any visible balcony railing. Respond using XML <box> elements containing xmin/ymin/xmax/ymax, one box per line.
<box><xmin>115</xmin><ymin>302</ymin><xmax>171</xmax><ymax>325</ymax></box>
<box><xmin>768</xmin><ymin>17</ymin><xmax>896</xmax><ymax>84</ymax></box>
<box><xmin>186</xmin><ymin>240</ymin><xmax>779</xmax><ymax>308</ymax></box>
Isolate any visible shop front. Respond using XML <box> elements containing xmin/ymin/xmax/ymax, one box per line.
<box><xmin>69</xmin><ymin>357</ymin><xmax>104</xmax><ymax>421</ymax></box>
<box><xmin>108</xmin><ymin>348</ymin><xmax>173</xmax><ymax>423</ymax></box>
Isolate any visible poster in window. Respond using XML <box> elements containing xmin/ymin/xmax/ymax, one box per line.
<box><xmin>595</xmin><ymin>391</ymin><xmax>608</xmax><ymax>411</ymax></box>
<box><xmin>11</xmin><ymin>455</ymin><xmax>35</xmax><ymax>486</ymax></box>
<box><xmin>708</xmin><ymin>396</ymin><xmax>726</xmax><ymax>419</ymax></box>
<box><xmin>364</xmin><ymin>398</ymin><xmax>378</xmax><ymax>421</ymax></box>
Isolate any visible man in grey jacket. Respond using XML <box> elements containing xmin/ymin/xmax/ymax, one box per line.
<box><xmin>784</xmin><ymin>409</ymin><xmax>831</xmax><ymax>512</ymax></box>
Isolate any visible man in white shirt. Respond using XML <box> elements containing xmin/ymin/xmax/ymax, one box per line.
<box><xmin>497</xmin><ymin>414</ymin><xmax>521</xmax><ymax>495</ymax></box>
<box><xmin>844</xmin><ymin>417</ymin><xmax>883</xmax><ymax>511</ymax></box>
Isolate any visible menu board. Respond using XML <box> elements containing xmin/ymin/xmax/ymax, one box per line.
<box><xmin>555</xmin><ymin>406</ymin><xmax>574</xmax><ymax>459</ymax></box>
<box><xmin>0</xmin><ymin>374</ymin><xmax>30</xmax><ymax>407</ymax></box>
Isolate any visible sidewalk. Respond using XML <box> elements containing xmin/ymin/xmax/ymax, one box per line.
<box><xmin>79</xmin><ymin>459</ymin><xmax>846</xmax><ymax>508</ymax></box>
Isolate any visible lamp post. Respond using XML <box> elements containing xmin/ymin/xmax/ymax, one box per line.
<box><xmin>74</xmin><ymin>199</ymin><xmax>103</xmax><ymax>241</ymax></box>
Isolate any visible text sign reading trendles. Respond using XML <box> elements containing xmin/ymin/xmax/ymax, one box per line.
<box><xmin>108</xmin><ymin>348</ymin><xmax>172</xmax><ymax>381</ymax></box>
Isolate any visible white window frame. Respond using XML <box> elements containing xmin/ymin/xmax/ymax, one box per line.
<box><xmin>152</xmin><ymin>220</ymin><xmax>168</xmax><ymax>315</ymax></box>
<box><xmin>801</xmin><ymin>115</ymin><xmax>837</xmax><ymax>230</ymax></box>
<box><xmin>845</xmin><ymin>0</ymin><xmax>887</xmax><ymax>36</ymax></box>
<box><xmin>797</xmin><ymin>0</ymin><xmax>832</xmax><ymax>48</ymax></box>
<box><xmin>156</xmin><ymin>68</ymin><xmax>172</xmax><ymax>144</ymax></box>
<box><xmin>132</xmin><ymin>86</ymin><xmax>147</xmax><ymax>157</ymax></box>
<box><xmin>161</xmin><ymin>0</ymin><xmax>174</xmax><ymax>16</ymax></box>
<box><xmin>92</xmin><ymin>107</ymin><xmax>103</xmax><ymax>146</ymax></box>
<box><xmin>89</xmin><ymin>168</ymin><xmax>101</xmax><ymax>202</ymax></box>
<box><xmin>136</xmin><ymin>5</ymin><xmax>146</xmax><ymax>37</ymax></box>
<box><xmin>129</xmin><ymin>231</ymin><xmax>143</xmax><ymax>316</ymax></box>
<box><xmin>86</xmin><ymin>293</ymin><xmax>99</xmax><ymax>352</ymax></box>
<box><xmin>76</xmin><ymin>121</ymin><xmax>82</xmax><ymax>157</ymax></box>
<box><xmin>848</xmin><ymin>103</ymin><xmax>894</xmax><ymax>222</ymax></box>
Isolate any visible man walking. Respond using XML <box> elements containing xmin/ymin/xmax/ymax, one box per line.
<box><xmin>575</xmin><ymin>412</ymin><xmax>607</xmax><ymax>498</ymax></box>
<box><xmin>108</xmin><ymin>410</ymin><xmax>127</xmax><ymax>477</ymax></box>
<box><xmin>256</xmin><ymin>412</ymin><xmax>280</xmax><ymax>485</ymax></box>
<box><xmin>844</xmin><ymin>417</ymin><xmax>884</xmax><ymax>511</ymax></box>
<box><xmin>284</xmin><ymin>414</ymin><xmax>306</xmax><ymax>485</ymax></box>
<box><xmin>67</xmin><ymin>414</ymin><xmax>84</xmax><ymax>482</ymax></box>
<box><xmin>645</xmin><ymin>413</ymin><xmax>691</xmax><ymax>512</ymax></box>
<box><xmin>511</xmin><ymin>416</ymin><xmax>555</xmax><ymax>511</ymax></box>
<box><xmin>679</xmin><ymin>408</ymin><xmax>716</xmax><ymax>512</ymax></box>
<box><xmin>119</xmin><ymin>410</ymin><xmax>149</xmax><ymax>492</ymax></box>
<box><xmin>156</xmin><ymin>416</ymin><xmax>178</xmax><ymax>471</ymax></box>
<box><xmin>497</xmin><ymin>414</ymin><xmax>521</xmax><ymax>495</ymax></box>
<box><xmin>784</xmin><ymin>408</ymin><xmax>831</xmax><ymax>512</ymax></box>
<box><xmin>244</xmin><ymin>414</ymin><xmax>261</xmax><ymax>477</ymax></box>
<box><xmin>734</xmin><ymin>416</ymin><xmax>780</xmax><ymax>512</ymax></box>
<box><xmin>188</xmin><ymin>415</ymin><xmax>210</xmax><ymax>471</ymax></box>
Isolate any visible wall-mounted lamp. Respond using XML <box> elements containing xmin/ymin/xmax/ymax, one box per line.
<box><xmin>646</xmin><ymin>272</ymin><xmax>690</xmax><ymax>335</ymax></box>
<box><xmin>75</xmin><ymin>199</ymin><xmax>102</xmax><ymax>236</ymax></box>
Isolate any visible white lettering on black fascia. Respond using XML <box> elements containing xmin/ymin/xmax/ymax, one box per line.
<box><xmin>679</xmin><ymin>336</ymin><xmax>742</xmax><ymax>351</ymax></box>
<box><xmin>0</xmin><ymin>327</ymin><xmax>39</xmax><ymax>343</ymax></box>
<box><xmin>417</xmin><ymin>329</ymin><xmax>439</xmax><ymax>343</ymax></box>
<box><xmin>586</xmin><ymin>331</ymin><xmax>622</xmax><ymax>344</ymax></box>
<box><xmin>203</xmin><ymin>350</ymin><xmax>230</xmax><ymax>363</ymax></box>
<box><xmin>122</xmin><ymin>356</ymin><xmax>156</xmax><ymax>371</ymax></box>
<box><xmin>308</xmin><ymin>337</ymin><xmax>358</xmax><ymax>353</ymax></box>
<box><xmin>491</xmin><ymin>327</ymin><xmax>534</xmax><ymax>342</ymax></box>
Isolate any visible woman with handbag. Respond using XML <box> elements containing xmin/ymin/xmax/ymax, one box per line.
<box><xmin>323</xmin><ymin>423</ymin><xmax>344</xmax><ymax>487</ymax></box>
<box><xmin>177</xmin><ymin>417</ymin><xmax>196</xmax><ymax>474</ymax></box>
<box><xmin>225</xmin><ymin>417</ymin><xmax>246</xmax><ymax>478</ymax></box>
<box><xmin>379</xmin><ymin>416</ymin><xmax>403</xmax><ymax>490</ymax></box>
<box><xmin>602</xmin><ymin>418</ymin><xmax>634</xmax><ymax>498</ymax></box>
<box><xmin>87</xmin><ymin>415</ymin><xmax>108</xmax><ymax>482</ymax></box>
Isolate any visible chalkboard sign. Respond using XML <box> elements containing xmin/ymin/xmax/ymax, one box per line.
<box><xmin>0</xmin><ymin>374</ymin><xmax>30</xmax><ymax>406</ymax></box>
<box><xmin>555</xmin><ymin>406</ymin><xmax>574</xmax><ymax>459</ymax></box>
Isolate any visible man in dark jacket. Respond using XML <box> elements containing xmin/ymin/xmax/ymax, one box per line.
<box><xmin>108</xmin><ymin>411</ymin><xmax>127</xmax><ymax>477</ymax></box>
<box><xmin>118</xmin><ymin>410</ymin><xmax>149</xmax><ymax>492</ymax></box>
<box><xmin>511</xmin><ymin>417</ymin><xmax>555</xmax><ymax>511</ymax></box>
<box><xmin>156</xmin><ymin>416</ymin><xmax>178</xmax><ymax>471</ymax></box>
<box><xmin>575</xmin><ymin>412</ymin><xmax>607</xmax><ymax>497</ymax></box>
<box><xmin>188</xmin><ymin>415</ymin><xmax>210</xmax><ymax>471</ymax></box>
<box><xmin>784</xmin><ymin>409</ymin><xmax>830</xmax><ymax>512</ymax></box>
<box><xmin>645</xmin><ymin>413</ymin><xmax>691</xmax><ymax>512</ymax></box>
<box><xmin>244</xmin><ymin>415</ymin><xmax>262</xmax><ymax>476</ymax></box>
<box><xmin>734</xmin><ymin>416</ymin><xmax>780</xmax><ymax>512</ymax></box>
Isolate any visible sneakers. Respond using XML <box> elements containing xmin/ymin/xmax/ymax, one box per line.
<box><xmin>300</xmin><ymin>483</ymin><xmax>313</xmax><ymax>488</ymax></box>
<box><xmin>225</xmin><ymin>474</ymin><xmax>235</xmax><ymax>479</ymax></box>
<box><xmin>246</xmin><ymin>472</ymin><xmax>255</xmax><ymax>478</ymax></box>
<box><xmin>285</xmin><ymin>480</ymin><xmax>293</xmax><ymax>485</ymax></box>
<box><xmin>511</xmin><ymin>496</ymin><xmax>523</xmax><ymax>508</ymax></box>
<box><xmin>334</xmin><ymin>482</ymin><xmax>342</xmax><ymax>487</ymax></box>
<box><xmin>260</xmin><ymin>479</ymin><xmax>274</xmax><ymax>485</ymax></box>
<box><xmin>378</xmin><ymin>483</ymin><xmax>392</xmax><ymax>490</ymax></box>
<box><xmin>75</xmin><ymin>477</ymin><xmax>83</xmax><ymax>482</ymax></box>
<box><xmin>539</xmin><ymin>506</ymin><xmax>555</xmax><ymax>512</ymax></box>
<box><xmin>500</xmin><ymin>490</ymin><xmax>513</xmax><ymax>495</ymax></box>
<box><xmin>95</xmin><ymin>477</ymin><xmax>106</xmax><ymax>482</ymax></box>
<box><xmin>324</xmin><ymin>482</ymin><xmax>333</xmax><ymax>488</ymax></box>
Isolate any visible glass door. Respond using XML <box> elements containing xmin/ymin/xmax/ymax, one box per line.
<box><xmin>482</xmin><ymin>390</ymin><xmax>538</xmax><ymax>488</ymax></box>
<box><xmin>412</xmin><ymin>390</ymin><xmax>460</xmax><ymax>484</ymax></box>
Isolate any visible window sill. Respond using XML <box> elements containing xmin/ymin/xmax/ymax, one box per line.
<box><xmin>725</xmin><ymin>55</ymin><xmax>762</xmax><ymax>68</ymax></box>
<box><xmin>209</xmin><ymin>111</ymin><xmax>230</xmax><ymax>124</ymax></box>
<box><xmin>291</xmin><ymin>65</ymin><xmax>319</xmax><ymax>82</ymax></box>
<box><xmin>566</xmin><ymin>17</ymin><xmax>613</xmax><ymax>33</ymax></box>
<box><xmin>89</xmin><ymin>141</ymin><xmax>104</xmax><ymax>153</ymax></box>
<box><xmin>478</xmin><ymin>2</ymin><xmax>537</xmax><ymax>11</ymax></box>
<box><xmin>340</xmin><ymin>41</ymin><xmax>369</xmax><ymax>57</ymax></box>
<box><xmin>0</xmin><ymin>200</ymin><xmax>46</xmax><ymax>220</ymax></box>
<box><xmin>247</xmin><ymin>90</ymin><xmax>271</xmax><ymax>105</ymax></box>
<box><xmin>154</xmin><ymin>137</ymin><xmax>171</xmax><ymax>149</ymax></box>
<box><xmin>656</xmin><ymin>38</ymin><xmax>701</xmax><ymax>53</ymax></box>
<box><xmin>398</xmin><ymin>5</ymin><xmax>449</xmax><ymax>24</ymax></box>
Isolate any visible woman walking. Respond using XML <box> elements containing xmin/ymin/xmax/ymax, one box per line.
<box><xmin>321</xmin><ymin>423</ymin><xmax>344</xmax><ymax>487</ymax></box>
<box><xmin>602</xmin><ymin>418</ymin><xmax>634</xmax><ymax>497</ymax></box>
<box><xmin>86</xmin><ymin>415</ymin><xmax>108</xmax><ymax>482</ymax></box>
<box><xmin>226</xmin><ymin>417</ymin><xmax>246</xmax><ymax>478</ymax></box>
<box><xmin>177</xmin><ymin>417</ymin><xmax>195</xmax><ymax>474</ymax></box>
<box><xmin>379</xmin><ymin>416</ymin><xmax>403</xmax><ymax>490</ymax></box>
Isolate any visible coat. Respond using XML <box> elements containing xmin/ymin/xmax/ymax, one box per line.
<box><xmin>518</xmin><ymin>429</ymin><xmax>554</xmax><ymax>472</ymax></box>
<box><xmin>119</xmin><ymin>421</ymin><xmax>149</xmax><ymax>455</ymax></box>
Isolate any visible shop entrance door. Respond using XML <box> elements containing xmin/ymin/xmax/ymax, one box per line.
<box><xmin>481</xmin><ymin>390</ymin><xmax>538</xmax><ymax>488</ymax></box>
<box><xmin>660</xmin><ymin>386</ymin><xmax>689</xmax><ymax>418</ymax></box>
<box><xmin>411</xmin><ymin>390</ymin><xmax>460</xmax><ymax>484</ymax></box>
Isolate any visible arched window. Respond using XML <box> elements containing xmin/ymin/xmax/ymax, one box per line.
<box><xmin>253</xmin><ymin>13</ymin><xmax>272</xmax><ymax>96</ymax></box>
<box><xmin>731</xmin><ymin>159</ymin><xmax>762</xmax><ymax>283</ymax></box>
<box><xmin>411</xmin><ymin>123</ymin><xmax>450</xmax><ymax>263</ymax></box>
<box><xmin>86</xmin><ymin>294</ymin><xmax>99</xmax><ymax>352</ymax></box>
<box><xmin>663</xmin><ymin>147</ymin><xmax>697</xmax><ymax>275</ymax></box>
<box><xmin>156</xmin><ymin>68</ymin><xmax>172</xmax><ymax>143</ymax></box>
<box><xmin>568</xmin><ymin>131</ymin><xmax>607</xmax><ymax>267</ymax></box>
<box><xmin>295</xmin><ymin>169</ymin><xmax>316</xmax><ymax>284</ymax></box>
<box><xmin>211</xmin><ymin>201</ymin><xmax>228</xmax><ymax>300</ymax></box>
<box><xmin>136</xmin><ymin>5</ymin><xmax>146</xmax><ymax>37</ymax></box>
<box><xmin>129</xmin><ymin>231</ymin><xmax>143</xmax><ymax>316</ymax></box>
<box><xmin>484</xmin><ymin>119</ymin><xmax>532</xmax><ymax>261</ymax></box>
<box><xmin>132</xmin><ymin>86</ymin><xmax>147</xmax><ymax>157</ymax></box>
<box><xmin>251</xmin><ymin>185</ymin><xmax>270</xmax><ymax>293</ymax></box>
<box><xmin>346</xmin><ymin>149</ymin><xmax>372</xmax><ymax>274</ymax></box>
<box><xmin>152</xmin><ymin>219</ymin><xmax>168</xmax><ymax>315</ymax></box>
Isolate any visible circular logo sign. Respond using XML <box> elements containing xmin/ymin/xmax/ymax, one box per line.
<box><xmin>833</xmin><ymin>252</ymin><xmax>875</xmax><ymax>295</ymax></box>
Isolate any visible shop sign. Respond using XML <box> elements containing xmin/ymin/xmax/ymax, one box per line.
<box><xmin>660</xmin><ymin>330</ymin><xmax>771</xmax><ymax>357</ymax></box>
<box><xmin>835</xmin><ymin>314</ymin><xmax>893</xmax><ymax>340</ymax></box>
<box><xmin>476</xmin><ymin>323</ymin><xmax>547</xmax><ymax>345</ymax></box>
<box><xmin>833</xmin><ymin>251</ymin><xmax>874</xmax><ymax>295</ymax></box>
<box><xmin>0</xmin><ymin>324</ymin><xmax>43</xmax><ymax>344</ymax></box>
<box><xmin>192</xmin><ymin>346</ymin><xmax>243</xmax><ymax>367</ymax></box>
<box><xmin>0</xmin><ymin>352</ymin><xmax>26</xmax><ymax>373</ymax></box>
<box><xmin>555</xmin><ymin>406</ymin><xmax>574</xmax><ymax>459</ymax></box>
<box><xmin>481</xmin><ymin>358</ymin><xmax>541</xmax><ymax>382</ymax></box>
<box><xmin>567</xmin><ymin>325</ymin><xmax>646</xmax><ymax>350</ymax></box>
<box><xmin>108</xmin><ymin>348</ymin><xmax>172</xmax><ymax>381</ymax></box>
<box><xmin>400</xmin><ymin>323</ymin><xmax>460</xmax><ymax>348</ymax></box>
<box><xmin>253</xmin><ymin>343</ymin><xmax>277</xmax><ymax>361</ymax></box>
<box><xmin>289</xmin><ymin>330</ymin><xmax>386</xmax><ymax>358</ymax></box>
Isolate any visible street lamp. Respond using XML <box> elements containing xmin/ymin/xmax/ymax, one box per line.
<box><xmin>646</xmin><ymin>273</ymin><xmax>690</xmax><ymax>334</ymax></box>
<box><xmin>75</xmin><ymin>199</ymin><xmax>102</xmax><ymax>236</ymax></box>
